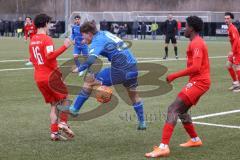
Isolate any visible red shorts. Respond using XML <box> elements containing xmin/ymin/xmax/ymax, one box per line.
<box><xmin>228</xmin><ymin>54</ymin><xmax>240</xmax><ymax>65</ymax></box>
<box><xmin>178</xmin><ymin>80</ymin><xmax>210</xmax><ymax>106</ymax></box>
<box><xmin>36</xmin><ymin>77</ymin><xmax>68</xmax><ymax>104</ymax></box>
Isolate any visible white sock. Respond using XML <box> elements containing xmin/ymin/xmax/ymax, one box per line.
<box><xmin>233</xmin><ymin>81</ymin><xmax>239</xmax><ymax>85</ymax></box>
<box><xmin>159</xmin><ymin>143</ymin><xmax>168</xmax><ymax>149</ymax></box>
<box><xmin>191</xmin><ymin>137</ymin><xmax>200</xmax><ymax>142</ymax></box>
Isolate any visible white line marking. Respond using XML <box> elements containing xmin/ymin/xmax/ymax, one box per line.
<box><xmin>0</xmin><ymin>56</ymin><xmax>228</xmax><ymax>72</ymax></box>
<box><xmin>192</xmin><ymin>109</ymin><xmax>240</xmax><ymax>120</ymax></box>
<box><xmin>0</xmin><ymin>57</ymin><xmax>162</xmax><ymax>63</ymax></box>
<box><xmin>193</xmin><ymin>121</ymin><xmax>240</xmax><ymax>129</ymax></box>
<box><xmin>0</xmin><ymin>56</ymin><xmax>227</xmax><ymax>63</ymax></box>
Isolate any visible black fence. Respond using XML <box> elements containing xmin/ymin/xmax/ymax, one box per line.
<box><xmin>0</xmin><ymin>20</ymin><xmax>65</xmax><ymax>38</ymax></box>
<box><xmin>100</xmin><ymin>21</ymin><xmax>233</xmax><ymax>37</ymax></box>
<box><xmin>0</xmin><ymin>20</ymin><xmax>235</xmax><ymax>38</ymax></box>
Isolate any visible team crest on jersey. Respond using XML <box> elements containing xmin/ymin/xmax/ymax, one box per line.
<box><xmin>46</xmin><ymin>45</ymin><xmax>54</xmax><ymax>54</ymax></box>
<box><xmin>185</xmin><ymin>82</ymin><xmax>196</xmax><ymax>91</ymax></box>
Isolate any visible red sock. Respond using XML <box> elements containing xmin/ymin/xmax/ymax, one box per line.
<box><xmin>228</xmin><ymin>68</ymin><xmax>237</xmax><ymax>81</ymax></box>
<box><xmin>51</xmin><ymin>123</ymin><xmax>59</xmax><ymax>133</ymax></box>
<box><xmin>183</xmin><ymin>123</ymin><xmax>198</xmax><ymax>138</ymax></box>
<box><xmin>161</xmin><ymin>123</ymin><xmax>175</xmax><ymax>145</ymax></box>
<box><xmin>59</xmin><ymin>112</ymin><xmax>68</xmax><ymax>123</ymax></box>
<box><xmin>236</xmin><ymin>70</ymin><xmax>240</xmax><ymax>81</ymax></box>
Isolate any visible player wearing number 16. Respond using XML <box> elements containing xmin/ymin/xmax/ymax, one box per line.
<box><xmin>29</xmin><ymin>14</ymin><xmax>74</xmax><ymax>141</ymax></box>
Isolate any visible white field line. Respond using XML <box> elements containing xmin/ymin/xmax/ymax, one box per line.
<box><xmin>0</xmin><ymin>56</ymin><xmax>227</xmax><ymax>72</ymax></box>
<box><xmin>0</xmin><ymin>57</ymin><xmax>161</xmax><ymax>63</ymax></box>
<box><xmin>192</xmin><ymin>109</ymin><xmax>240</xmax><ymax>120</ymax></box>
<box><xmin>0</xmin><ymin>56</ymin><xmax>227</xmax><ymax>63</ymax></box>
<box><xmin>193</xmin><ymin>121</ymin><xmax>240</xmax><ymax>129</ymax></box>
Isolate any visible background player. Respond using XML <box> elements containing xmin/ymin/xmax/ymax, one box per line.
<box><xmin>224</xmin><ymin>12</ymin><xmax>240</xmax><ymax>92</ymax></box>
<box><xmin>29</xmin><ymin>13</ymin><xmax>74</xmax><ymax>141</ymax></box>
<box><xmin>62</xmin><ymin>21</ymin><xmax>146</xmax><ymax>130</ymax></box>
<box><xmin>163</xmin><ymin>14</ymin><xmax>178</xmax><ymax>59</ymax></box>
<box><xmin>70</xmin><ymin>15</ymin><xmax>88</xmax><ymax>76</ymax></box>
<box><xmin>145</xmin><ymin>16</ymin><xmax>211</xmax><ymax>158</ymax></box>
<box><xmin>24</xmin><ymin>16</ymin><xmax>37</xmax><ymax>66</ymax></box>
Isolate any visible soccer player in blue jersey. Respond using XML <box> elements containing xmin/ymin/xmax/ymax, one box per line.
<box><xmin>70</xmin><ymin>15</ymin><xmax>89</xmax><ymax>76</ymax></box>
<box><xmin>66</xmin><ymin>21</ymin><xmax>146</xmax><ymax>130</ymax></box>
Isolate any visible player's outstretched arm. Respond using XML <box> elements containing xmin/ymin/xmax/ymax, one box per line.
<box><xmin>46</xmin><ymin>38</ymin><xmax>72</xmax><ymax>60</ymax></box>
<box><xmin>72</xmin><ymin>55</ymin><xmax>97</xmax><ymax>73</ymax></box>
<box><xmin>167</xmin><ymin>56</ymin><xmax>202</xmax><ymax>83</ymax></box>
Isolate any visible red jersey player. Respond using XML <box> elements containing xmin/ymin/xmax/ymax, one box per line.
<box><xmin>145</xmin><ymin>16</ymin><xmax>211</xmax><ymax>158</ymax></box>
<box><xmin>24</xmin><ymin>16</ymin><xmax>37</xmax><ymax>41</ymax></box>
<box><xmin>29</xmin><ymin>14</ymin><xmax>74</xmax><ymax>141</ymax></box>
<box><xmin>24</xmin><ymin>17</ymin><xmax>37</xmax><ymax>66</ymax></box>
<box><xmin>225</xmin><ymin>12</ymin><xmax>240</xmax><ymax>92</ymax></box>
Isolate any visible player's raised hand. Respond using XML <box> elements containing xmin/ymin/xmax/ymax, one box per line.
<box><xmin>64</xmin><ymin>38</ymin><xmax>72</xmax><ymax>48</ymax></box>
<box><xmin>166</xmin><ymin>74</ymin><xmax>176</xmax><ymax>83</ymax></box>
<box><xmin>72</xmin><ymin>67</ymin><xmax>79</xmax><ymax>73</ymax></box>
<box><xmin>81</xmin><ymin>39</ymin><xmax>86</xmax><ymax>44</ymax></box>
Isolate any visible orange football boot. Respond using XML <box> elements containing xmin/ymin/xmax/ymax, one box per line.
<box><xmin>145</xmin><ymin>146</ymin><xmax>170</xmax><ymax>158</ymax></box>
<box><xmin>180</xmin><ymin>139</ymin><xmax>203</xmax><ymax>147</ymax></box>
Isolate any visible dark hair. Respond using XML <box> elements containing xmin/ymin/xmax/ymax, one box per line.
<box><xmin>25</xmin><ymin>16</ymin><xmax>32</xmax><ymax>20</ymax></box>
<box><xmin>80</xmin><ymin>21</ymin><xmax>97</xmax><ymax>34</ymax></box>
<box><xmin>34</xmin><ymin>14</ymin><xmax>51</xmax><ymax>28</ymax></box>
<box><xmin>225</xmin><ymin>12</ymin><xmax>234</xmax><ymax>19</ymax></box>
<box><xmin>186</xmin><ymin>16</ymin><xmax>203</xmax><ymax>33</ymax></box>
<box><xmin>74</xmin><ymin>15</ymin><xmax>81</xmax><ymax>19</ymax></box>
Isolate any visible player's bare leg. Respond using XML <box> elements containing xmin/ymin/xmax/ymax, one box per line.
<box><xmin>126</xmin><ymin>87</ymin><xmax>146</xmax><ymax>130</ymax></box>
<box><xmin>226</xmin><ymin>60</ymin><xmax>239</xmax><ymax>90</ymax></box>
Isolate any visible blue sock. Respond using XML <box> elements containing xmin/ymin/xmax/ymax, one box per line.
<box><xmin>73</xmin><ymin>89</ymin><xmax>90</xmax><ymax>111</ymax></box>
<box><xmin>133</xmin><ymin>101</ymin><xmax>145</xmax><ymax>123</ymax></box>
<box><xmin>74</xmin><ymin>58</ymin><xmax>81</xmax><ymax>68</ymax></box>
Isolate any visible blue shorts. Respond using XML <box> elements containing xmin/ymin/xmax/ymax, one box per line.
<box><xmin>95</xmin><ymin>65</ymin><xmax>138</xmax><ymax>88</ymax></box>
<box><xmin>73</xmin><ymin>45</ymin><xmax>88</xmax><ymax>56</ymax></box>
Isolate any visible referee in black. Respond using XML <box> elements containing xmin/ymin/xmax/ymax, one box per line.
<box><xmin>163</xmin><ymin>14</ymin><xmax>178</xmax><ymax>59</ymax></box>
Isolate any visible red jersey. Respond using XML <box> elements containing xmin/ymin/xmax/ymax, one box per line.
<box><xmin>24</xmin><ymin>23</ymin><xmax>37</xmax><ymax>40</ymax></box>
<box><xmin>228</xmin><ymin>23</ymin><xmax>240</xmax><ymax>55</ymax></box>
<box><xmin>29</xmin><ymin>34</ymin><xmax>66</xmax><ymax>81</ymax></box>
<box><xmin>177</xmin><ymin>21</ymin><xmax>181</xmax><ymax>30</ymax></box>
<box><xmin>186</xmin><ymin>35</ymin><xmax>210</xmax><ymax>83</ymax></box>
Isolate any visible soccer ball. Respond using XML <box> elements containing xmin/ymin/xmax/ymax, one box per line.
<box><xmin>95</xmin><ymin>85</ymin><xmax>113</xmax><ymax>103</ymax></box>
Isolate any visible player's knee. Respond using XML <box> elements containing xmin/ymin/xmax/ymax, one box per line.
<box><xmin>73</xmin><ymin>55</ymin><xmax>79</xmax><ymax>59</ymax></box>
<box><xmin>83</xmin><ymin>73</ymin><xmax>98</xmax><ymax>89</ymax></box>
<box><xmin>166</xmin><ymin>103</ymin><xmax>179</xmax><ymax>125</ymax></box>
<box><xmin>179</xmin><ymin>113</ymin><xmax>192</xmax><ymax>124</ymax></box>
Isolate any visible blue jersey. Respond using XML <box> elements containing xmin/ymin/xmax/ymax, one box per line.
<box><xmin>70</xmin><ymin>24</ymin><xmax>86</xmax><ymax>47</ymax></box>
<box><xmin>88</xmin><ymin>31</ymin><xmax>137</xmax><ymax>69</ymax></box>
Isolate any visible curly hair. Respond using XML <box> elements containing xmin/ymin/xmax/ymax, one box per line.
<box><xmin>186</xmin><ymin>16</ymin><xmax>203</xmax><ymax>33</ymax></box>
<box><xmin>225</xmin><ymin>12</ymin><xmax>234</xmax><ymax>19</ymax></box>
<box><xmin>34</xmin><ymin>14</ymin><xmax>51</xmax><ymax>29</ymax></box>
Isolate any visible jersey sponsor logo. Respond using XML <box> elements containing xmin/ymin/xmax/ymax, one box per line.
<box><xmin>46</xmin><ymin>45</ymin><xmax>54</xmax><ymax>54</ymax></box>
<box><xmin>89</xmin><ymin>49</ymin><xmax>94</xmax><ymax>54</ymax></box>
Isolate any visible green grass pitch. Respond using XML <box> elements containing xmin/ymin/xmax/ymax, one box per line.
<box><xmin>0</xmin><ymin>37</ymin><xmax>239</xmax><ymax>160</ymax></box>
